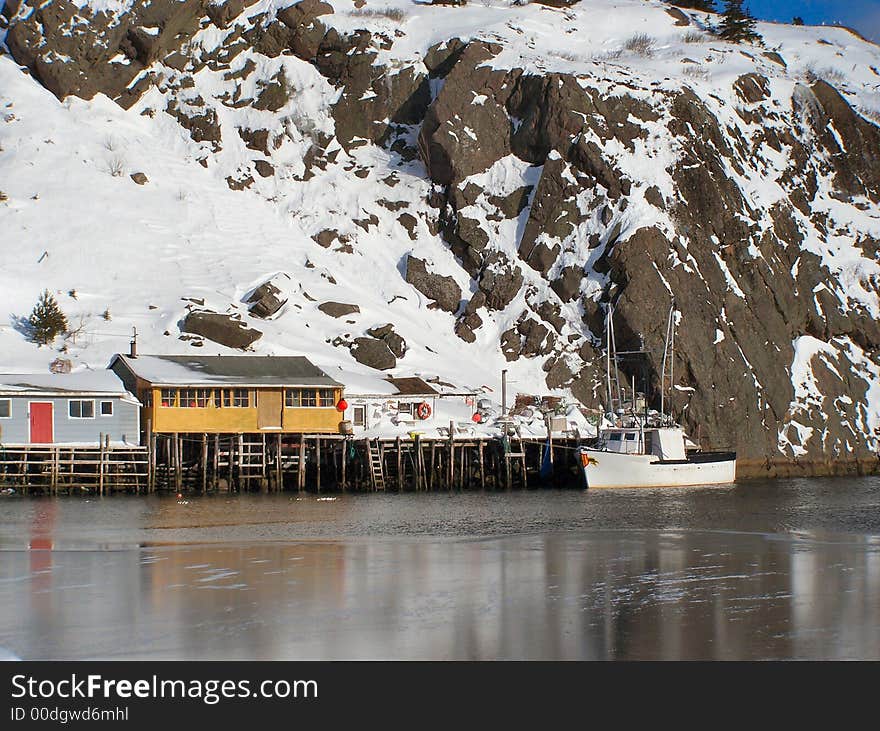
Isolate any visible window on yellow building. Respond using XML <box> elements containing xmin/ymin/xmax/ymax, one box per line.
<box><xmin>195</xmin><ymin>389</ymin><xmax>212</xmax><ymax>407</ymax></box>
<box><xmin>286</xmin><ymin>389</ymin><xmax>332</xmax><ymax>407</ymax></box>
<box><xmin>160</xmin><ymin>389</ymin><xmax>177</xmax><ymax>407</ymax></box>
<box><xmin>285</xmin><ymin>389</ymin><xmax>314</xmax><ymax>407</ymax></box>
<box><xmin>178</xmin><ymin>388</ymin><xmax>198</xmax><ymax>407</ymax></box>
<box><xmin>222</xmin><ymin>389</ymin><xmax>250</xmax><ymax>407</ymax></box>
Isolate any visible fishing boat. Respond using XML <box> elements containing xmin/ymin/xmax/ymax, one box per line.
<box><xmin>579</xmin><ymin>302</ymin><xmax>736</xmax><ymax>489</ymax></box>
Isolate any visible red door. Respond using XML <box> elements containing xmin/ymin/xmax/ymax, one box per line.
<box><xmin>29</xmin><ymin>402</ymin><xmax>54</xmax><ymax>443</ymax></box>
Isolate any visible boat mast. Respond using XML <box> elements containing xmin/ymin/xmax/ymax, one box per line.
<box><xmin>605</xmin><ymin>304</ymin><xmax>613</xmax><ymax>413</ymax></box>
<box><xmin>659</xmin><ymin>300</ymin><xmax>676</xmax><ymax>423</ymax></box>
<box><xmin>605</xmin><ymin>302</ymin><xmax>624</xmax><ymax>415</ymax></box>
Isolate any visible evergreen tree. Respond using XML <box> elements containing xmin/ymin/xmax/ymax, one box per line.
<box><xmin>28</xmin><ymin>290</ymin><xmax>68</xmax><ymax>345</ymax></box>
<box><xmin>668</xmin><ymin>1</ymin><xmax>715</xmax><ymax>11</ymax></box>
<box><xmin>792</xmin><ymin>16</ymin><xmax>804</xmax><ymax>26</ymax></box>
<box><xmin>717</xmin><ymin>0</ymin><xmax>761</xmax><ymax>43</ymax></box>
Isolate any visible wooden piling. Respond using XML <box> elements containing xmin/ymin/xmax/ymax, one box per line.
<box><xmin>213</xmin><ymin>434</ymin><xmax>220</xmax><ymax>491</ymax></box>
<box><xmin>298</xmin><ymin>434</ymin><xmax>306</xmax><ymax>491</ymax></box>
<box><xmin>414</xmin><ymin>435</ymin><xmax>422</xmax><ymax>491</ymax></box>
<box><xmin>172</xmin><ymin>433</ymin><xmax>180</xmax><ymax>493</ymax></box>
<box><xmin>98</xmin><ymin>436</ymin><xmax>105</xmax><ymax>496</ymax></box>
<box><xmin>149</xmin><ymin>432</ymin><xmax>157</xmax><ymax>493</ymax></box>
<box><xmin>50</xmin><ymin>448</ymin><xmax>58</xmax><ymax>495</ymax></box>
<box><xmin>341</xmin><ymin>438</ymin><xmax>347</xmax><ymax>491</ymax></box>
<box><xmin>448</xmin><ymin>422</ymin><xmax>454</xmax><ymax>490</ymax></box>
<box><xmin>316</xmin><ymin>436</ymin><xmax>322</xmax><ymax>493</ymax></box>
<box><xmin>275</xmin><ymin>434</ymin><xmax>283</xmax><ymax>492</ymax></box>
<box><xmin>201</xmin><ymin>434</ymin><xmax>208</xmax><ymax>494</ymax></box>
<box><xmin>227</xmin><ymin>435</ymin><xmax>234</xmax><ymax>491</ymax></box>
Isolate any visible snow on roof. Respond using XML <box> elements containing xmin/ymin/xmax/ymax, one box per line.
<box><xmin>0</xmin><ymin>370</ymin><xmax>131</xmax><ymax>395</ymax></box>
<box><xmin>387</xmin><ymin>377</ymin><xmax>438</xmax><ymax>396</ymax></box>
<box><xmin>112</xmin><ymin>354</ymin><xmax>342</xmax><ymax>387</ymax></box>
<box><xmin>323</xmin><ymin>365</ymin><xmax>478</xmax><ymax>397</ymax></box>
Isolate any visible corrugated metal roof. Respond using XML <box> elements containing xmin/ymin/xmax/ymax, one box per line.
<box><xmin>111</xmin><ymin>354</ymin><xmax>342</xmax><ymax>387</ymax></box>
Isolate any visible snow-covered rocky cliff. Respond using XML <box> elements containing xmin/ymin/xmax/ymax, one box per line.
<box><xmin>2</xmin><ymin>0</ymin><xmax>880</xmax><ymax>474</ymax></box>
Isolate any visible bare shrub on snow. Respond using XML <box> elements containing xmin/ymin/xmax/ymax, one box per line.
<box><xmin>682</xmin><ymin>64</ymin><xmax>710</xmax><ymax>81</ymax></box>
<box><xmin>682</xmin><ymin>30</ymin><xmax>707</xmax><ymax>43</ymax></box>
<box><xmin>593</xmin><ymin>48</ymin><xmax>623</xmax><ymax>62</ymax></box>
<box><xmin>551</xmin><ymin>50</ymin><xmax>590</xmax><ymax>64</ymax></box>
<box><xmin>623</xmin><ymin>33</ymin><xmax>655</xmax><ymax>57</ymax></box>
<box><xmin>107</xmin><ymin>155</ymin><xmax>125</xmax><ymax>177</ymax></box>
<box><xmin>351</xmin><ymin>7</ymin><xmax>406</xmax><ymax>22</ymax></box>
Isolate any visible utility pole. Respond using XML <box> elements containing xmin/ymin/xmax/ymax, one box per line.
<box><xmin>501</xmin><ymin>369</ymin><xmax>508</xmax><ymax>418</ymax></box>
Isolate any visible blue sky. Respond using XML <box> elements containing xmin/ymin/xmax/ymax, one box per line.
<box><xmin>742</xmin><ymin>0</ymin><xmax>880</xmax><ymax>41</ymax></box>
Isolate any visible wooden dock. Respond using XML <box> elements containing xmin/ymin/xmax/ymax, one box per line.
<box><xmin>0</xmin><ymin>444</ymin><xmax>149</xmax><ymax>494</ymax></box>
<box><xmin>0</xmin><ymin>431</ymin><xmax>589</xmax><ymax>494</ymax></box>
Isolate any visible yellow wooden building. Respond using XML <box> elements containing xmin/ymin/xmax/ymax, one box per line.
<box><xmin>109</xmin><ymin>354</ymin><xmax>344</xmax><ymax>435</ymax></box>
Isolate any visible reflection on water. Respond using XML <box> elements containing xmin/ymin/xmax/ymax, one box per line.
<box><xmin>1</xmin><ymin>478</ymin><xmax>880</xmax><ymax>660</ymax></box>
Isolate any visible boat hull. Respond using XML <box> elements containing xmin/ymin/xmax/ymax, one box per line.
<box><xmin>579</xmin><ymin>448</ymin><xmax>736</xmax><ymax>488</ymax></box>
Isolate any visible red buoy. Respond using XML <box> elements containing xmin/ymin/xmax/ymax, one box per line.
<box><xmin>336</xmin><ymin>398</ymin><xmax>349</xmax><ymax>412</ymax></box>
<box><xmin>472</xmin><ymin>412</ymin><xmax>482</xmax><ymax>423</ymax></box>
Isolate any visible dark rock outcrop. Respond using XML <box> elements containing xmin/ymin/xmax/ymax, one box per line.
<box><xmin>367</xmin><ymin>324</ymin><xmax>407</xmax><ymax>358</ymax></box>
<box><xmin>181</xmin><ymin>311</ymin><xmax>262</xmax><ymax>349</ymax></box>
<box><xmin>318</xmin><ymin>302</ymin><xmax>360</xmax><ymax>318</ymax></box>
<box><xmin>405</xmin><ymin>256</ymin><xmax>462</xmax><ymax>313</ymax></box>
<box><xmin>351</xmin><ymin>337</ymin><xmax>396</xmax><ymax>370</ymax></box>
<box><xmin>7</xmin><ymin>0</ymin><xmax>207</xmax><ymax>102</ymax></box>
<box><xmin>246</xmin><ymin>276</ymin><xmax>290</xmax><ymax>318</ymax></box>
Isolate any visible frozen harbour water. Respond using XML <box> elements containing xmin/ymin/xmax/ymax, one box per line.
<box><xmin>1</xmin><ymin>478</ymin><xmax>880</xmax><ymax>660</ymax></box>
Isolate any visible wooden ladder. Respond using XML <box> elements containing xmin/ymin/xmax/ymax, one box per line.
<box><xmin>368</xmin><ymin>439</ymin><xmax>386</xmax><ymax>491</ymax></box>
<box><xmin>237</xmin><ymin>436</ymin><xmax>266</xmax><ymax>484</ymax></box>
<box><xmin>503</xmin><ymin>425</ymin><xmax>528</xmax><ymax>487</ymax></box>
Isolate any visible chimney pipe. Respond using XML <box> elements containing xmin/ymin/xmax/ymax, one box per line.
<box><xmin>129</xmin><ymin>327</ymin><xmax>138</xmax><ymax>358</ymax></box>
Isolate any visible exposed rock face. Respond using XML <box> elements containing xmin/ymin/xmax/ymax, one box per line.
<box><xmin>207</xmin><ymin>0</ymin><xmax>252</xmax><ymax>30</ymax></box>
<box><xmin>734</xmin><ymin>73</ymin><xmax>770</xmax><ymax>104</ymax></box>
<box><xmin>478</xmin><ymin>258</ymin><xmax>524</xmax><ymax>311</ymax></box>
<box><xmin>802</xmin><ymin>80</ymin><xmax>880</xmax><ymax>202</ymax></box>
<box><xmin>181</xmin><ymin>311</ymin><xmax>262</xmax><ymax>349</ymax></box>
<box><xmin>351</xmin><ymin>337</ymin><xmax>396</xmax><ymax>370</ymax></box>
<box><xmin>405</xmin><ymin>256</ymin><xmax>462</xmax><ymax>313</ymax></box>
<box><xmin>419</xmin><ymin>41</ymin><xmax>510</xmax><ymax>186</ymax></box>
<box><xmin>7</xmin><ymin>0</ymin><xmax>208</xmax><ymax>101</ymax></box>
<box><xmin>411</xmin><ymin>32</ymin><xmax>880</xmax><ymax>467</ymax></box>
<box><xmin>318</xmin><ymin>302</ymin><xmax>360</xmax><ymax>318</ymax></box>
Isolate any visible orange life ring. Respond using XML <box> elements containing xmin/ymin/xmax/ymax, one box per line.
<box><xmin>416</xmin><ymin>401</ymin><xmax>432</xmax><ymax>420</ymax></box>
